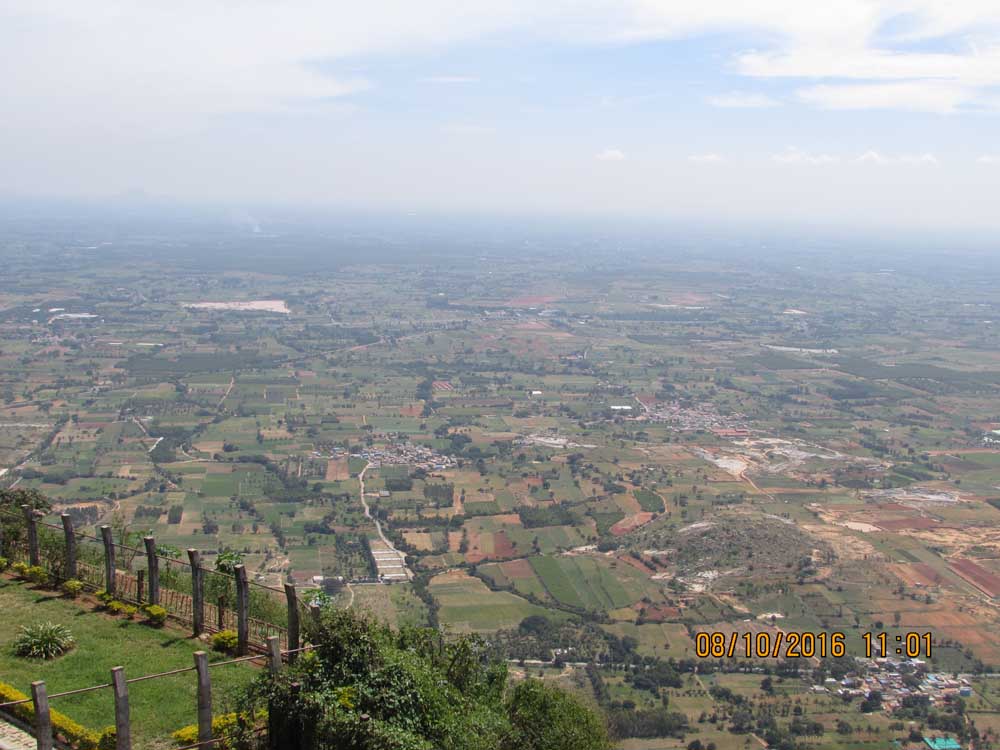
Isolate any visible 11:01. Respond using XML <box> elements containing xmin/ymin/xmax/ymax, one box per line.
<box><xmin>862</xmin><ymin>632</ymin><xmax>932</xmax><ymax>658</ymax></box>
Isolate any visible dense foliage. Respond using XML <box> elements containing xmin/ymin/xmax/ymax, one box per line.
<box><xmin>231</xmin><ymin>609</ymin><xmax>610</xmax><ymax>750</ymax></box>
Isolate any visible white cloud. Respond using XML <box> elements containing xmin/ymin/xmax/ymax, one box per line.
<box><xmin>855</xmin><ymin>150</ymin><xmax>940</xmax><ymax>165</ymax></box>
<box><xmin>707</xmin><ymin>92</ymin><xmax>779</xmax><ymax>108</ymax></box>
<box><xmin>596</xmin><ymin>148</ymin><xmax>626</xmax><ymax>162</ymax></box>
<box><xmin>855</xmin><ymin>150</ymin><xmax>889</xmax><ymax>165</ymax></box>
<box><xmin>772</xmin><ymin>147</ymin><xmax>839</xmax><ymax>165</ymax></box>
<box><xmin>898</xmin><ymin>153</ymin><xmax>940</xmax><ymax>166</ymax></box>
<box><xmin>421</xmin><ymin>75</ymin><xmax>480</xmax><ymax>84</ymax></box>
<box><xmin>688</xmin><ymin>153</ymin><xmax>725</xmax><ymax>164</ymax></box>
<box><xmin>442</xmin><ymin>123</ymin><xmax>495</xmax><ymax>135</ymax></box>
<box><xmin>797</xmin><ymin>82</ymin><xmax>974</xmax><ymax>114</ymax></box>
<box><xmin>978</xmin><ymin>154</ymin><xmax>1000</xmax><ymax>164</ymax></box>
<box><xmin>6</xmin><ymin>0</ymin><xmax>1000</xmax><ymax>134</ymax></box>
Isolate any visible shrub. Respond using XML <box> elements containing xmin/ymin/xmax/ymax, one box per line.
<box><xmin>106</xmin><ymin>601</ymin><xmax>139</xmax><ymax>619</ymax></box>
<box><xmin>0</xmin><ymin>681</ymin><xmax>99</xmax><ymax>749</ymax></box>
<box><xmin>212</xmin><ymin>629</ymin><xmax>239</xmax><ymax>654</ymax></box>
<box><xmin>25</xmin><ymin>565</ymin><xmax>49</xmax><ymax>586</ymax></box>
<box><xmin>237</xmin><ymin>608</ymin><xmax>611</xmax><ymax>750</ymax></box>
<box><xmin>507</xmin><ymin>679</ymin><xmax>611</xmax><ymax>750</ymax></box>
<box><xmin>97</xmin><ymin>727</ymin><xmax>116</xmax><ymax>750</ymax></box>
<box><xmin>142</xmin><ymin>604</ymin><xmax>167</xmax><ymax>626</ymax></box>
<box><xmin>12</xmin><ymin>622</ymin><xmax>76</xmax><ymax>659</ymax></box>
<box><xmin>11</xmin><ymin>561</ymin><xmax>30</xmax><ymax>578</ymax></box>
<box><xmin>0</xmin><ymin>556</ymin><xmax>9</xmax><ymax>571</ymax></box>
<box><xmin>62</xmin><ymin>579</ymin><xmax>84</xmax><ymax>598</ymax></box>
<box><xmin>172</xmin><ymin>711</ymin><xmax>262</xmax><ymax>747</ymax></box>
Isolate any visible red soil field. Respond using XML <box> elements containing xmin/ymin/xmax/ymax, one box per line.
<box><xmin>492</xmin><ymin>530</ymin><xmax>516</xmax><ymax>558</ymax></box>
<box><xmin>636</xmin><ymin>604</ymin><xmax>681</xmax><ymax>622</ymax></box>
<box><xmin>610</xmin><ymin>512</ymin><xmax>655</xmax><ymax>537</ymax></box>
<box><xmin>888</xmin><ymin>563</ymin><xmax>944</xmax><ymax>587</ymax></box>
<box><xmin>501</xmin><ymin>558</ymin><xmax>535</xmax><ymax>580</ymax></box>
<box><xmin>325</xmin><ymin>458</ymin><xmax>349</xmax><ymax>480</ymax></box>
<box><xmin>950</xmin><ymin>558</ymin><xmax>1000</xmax><ymax>597</ymax></box>
<box><xmin>616</xmin><ymin>554</ymin><xmax>655</xmax><ymax>574</ymax></box>
<box><xmin>876</xmin><ymin>518</ymin><xmax>942</xmax><ymax>531</ymax></box>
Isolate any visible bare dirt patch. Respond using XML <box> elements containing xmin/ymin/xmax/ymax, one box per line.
<box><xmin>399</xmin><ymin>403</ymin><xmax>424</xmax><ymax>417</ymax></box>
<box><xmin>492</xmin><ymin>530</ymin><xmax>516</xmax><ymax>558</ymax></box>
<box><xmin>950</xmin><ymin>558</ymin><xmax>1000</xmax><ymax>597</ymax></box>
<box><xmin>402</xmin><ymin>530</ymin><xmax>436</xmax><ymax>551</ymax></box>
<box><xmin>611</xmin><ymin>512</ymin><xmax>655</xmax><ymax>536</ymax></box>
<box><xmin>326</xmin><ymin>458</ymin><xmax>349</xmax><ymax>481</ymax></box>
<box><xmin>501</xmin><ymin>559</ymin><xmax>536</xmax><ymax>580</ymax></box>
<box><xmin>616</xmin><ymin>554</ymin><xmax>655</xmax><ymax>575</ymax></box>
<box><xmin>875</xmin><ymin>517</ymin><xmax>942</xmax><ymax>531</ymax></box>
<box><xmin>888</xmin><ymin>563</ymin><xmax>945</xmax><ymax>588</ymax></box>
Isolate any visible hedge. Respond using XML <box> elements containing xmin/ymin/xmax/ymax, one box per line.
<box><xmin>172</xmin><ymin>710</ymin><xmax>263</xmax><ymax>747</ymax></box>
<box><xmin>0</xmin><ymin>680</ymin><xmax>108</xmax><ymax>749</ymax></box>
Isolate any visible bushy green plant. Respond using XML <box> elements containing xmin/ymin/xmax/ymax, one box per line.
<box><xmin>97</xmin><ymin>727</ymin><xmax>116</xmax><ymax>750</ymax></box>
<box><xmin>232</xmin><ymin>609</ymin><xmax>610</xmax><ymax>750</ymax></box>
<box><xmin>62</xmin><ymin>578</ymin><xmax>84</xmax><ymax>598</ymax></box>
<box><xmin>507</xmin><ymin>679</ymin><xmax>611</xmax><ymax>750</ymax></box>
<box><xmin>96</xmin><ymin>590</ymin><xmax>115</xmax><ymax>607</ymax></box>
<box><xmin>26</xmin><ymin>565</ymin><xmax>48</xmax><ymax>586</ymax></box>
<box><xmin>11</xmin><ymin>561</ymin><xmax>30</xmax><ymax>578</ymax></box>
<box><xmin>106</xmin><ymin>600</ymin><xmax>140</xmax><ymax>619</ymax></box>
<box><xmin>0</xmin><ymin>556</ymin><xmax>9</xmax><ymax>571</ymax></box>
<box><xmin>12</xmin><ymin>622</ymin><xmax>76</xmax><ymax>659</ymax></box>
<box><xmin>0</xmin><ymin>681</ymin><xmax>99</xmax><ymax>749</ymax></box>
<box><xmin>172</xmin><ymin>711</ymin><xmax>263</xmax><ymax>747</ymax></box>
<box><xmin>212</xmin><ymin>629</ymin><xmax>239</xmax><ymax>654</ymax></box>
<box><xmin>142</xmin><ymin>604</ymin><xmax>167</xmax><ymax>626</ymax></box>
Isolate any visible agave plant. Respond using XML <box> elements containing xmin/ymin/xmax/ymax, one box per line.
<box><xmin>12</xmin><ymin>622</ymin><xmax>76</xmax><ymax>659</ymax></box>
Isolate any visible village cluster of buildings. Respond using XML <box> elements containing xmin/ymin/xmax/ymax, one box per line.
<box><xmin>638</xmin><ymin>398</ymin><xmax>750</xmax><ymax>433</ymax></box>
<box><xmin>352</xmin><ymin>441</ymin><xmax>456</xmax><ymax>471</ymax></box>
<box><xmin>817</xmin><ymin>657</ymin><xmax>973</xmax><ymax>713</ymax></box>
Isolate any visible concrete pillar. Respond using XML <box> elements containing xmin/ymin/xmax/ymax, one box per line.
<box><xmin>188</xmin><ymin>549</ymin><xmax>204</xmax><ymax>636</ymax></box>
<box><xmin>22</xmin><ymin>505</ymin><xmax>39</xmax><ymax>566</ymax></box>
<box><xmin>60</xmin><ymin>514</ymin><xmax>77</xmax><ymax>580</ymax></box>
<box><xmin>143</xmin><ymin>536</ymin><xmax>159</xmax><ymax>605</ymax></box>
<box><xmin>283</xmin><ymin>583</ymin><xmax>300</xmax><ymax>662</ymax></box>
<box><xmin>111</xmin><ymin>666</ymin><xmax>130</xmax><ymax>750</ymax></box>
<box><xmin>100</xmin><ymin>526</ymin><xmax>116</xmax><ymax>595</ymax></box>
<box><xmin>30</xmin><ymin>681</ymin><xmax>53</xmax><ymax>750</ymax></box>
<box><xmin>267</xmin><ymin>635</ymin><xmax>282</xmax><ymax>677</ymax></box>
<box><xmin>194</xmin><ymin>651</ymin><xmax>214</xmax><ymax>749</ymax></box>
<box><xmin>234</xmin><ymin>564</ymin><xmax>249</xmax><ymax>656</ymax></box>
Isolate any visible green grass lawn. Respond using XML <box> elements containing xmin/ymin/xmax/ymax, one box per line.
<box><xmin>0</xmin><ymin>578</ymin><xmax>257</xmax><ymax>749</ymax></box>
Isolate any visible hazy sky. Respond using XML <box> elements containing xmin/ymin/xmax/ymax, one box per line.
<box><xmin>4</xmin><ymin>1</ymin><xmax>1000</xmax><ymax>231</ymax></box>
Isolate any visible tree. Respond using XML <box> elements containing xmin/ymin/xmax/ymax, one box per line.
<box><xmin>860</xmin><ymin>691</ymin><xmax>883</xmax><ymax>713</ymax></box>
<box><xmin>231</xmin><ymin>608</ymin><xmax>610</xmax><ymax>750</ymax></box>
<box><xmin>507</xmin><ymin>679</ymin><xmax>611</xmax><ymax>750</ymax></box>
<box><xmin>0</xmin><ymin>487</ymin><xmax>50</xmax><ymax>513</ymax></box>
